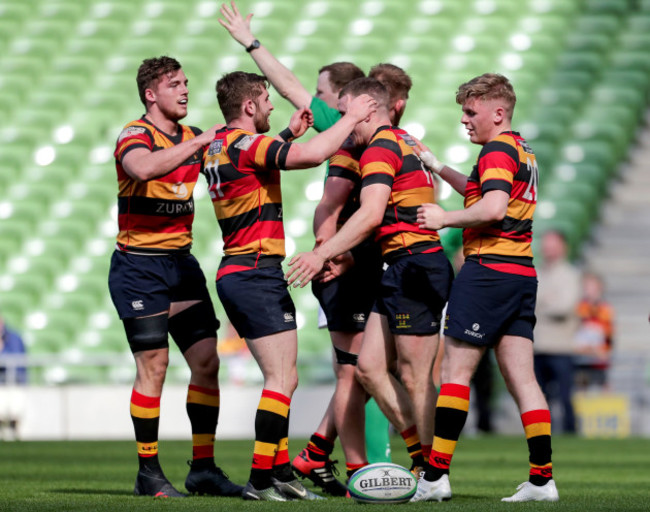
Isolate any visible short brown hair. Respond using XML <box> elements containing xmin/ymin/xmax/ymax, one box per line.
<box><xmin>456</xmin><ymin>73</ymin><xmax>517</xmax><ymax>118</ymax></box>
<box><xmin>318</xmin><ymin>62</ymin><xmax>365</xmax><ymax>92</ymax></box>
<box><xmin>216</xmin><ymin>71</ymin><xmax>268</xmax><ymax>123</ymax></box>
<box><xmin>339</xmin><ymin>77</ymin><xmax>390</xmax><ymax>110</ymax></box>
<box><xmin>368</xmin><ymin>63</ymin><xmax>412</xmax><ymax>104</ymax></box>
<box><xmin>136</xmin><ymin>56</ymin><xmax>182</xmax><ymax>106</ymax></box>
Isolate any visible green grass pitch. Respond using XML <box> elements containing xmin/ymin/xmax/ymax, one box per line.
<box><xmin>0</xmin><ymin>436</ymin><xmax>648</xmax><ymax>511</ymax></box>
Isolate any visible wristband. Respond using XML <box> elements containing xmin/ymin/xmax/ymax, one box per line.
<box><xmin>279</xmin><ymin>127</ymin><xmax>294</xmax><ymax>142</ymax></box>
<box><xmin>419</xmin><ymin>151</ymin><xmax>444</xmax><ymax>174</ymax></box>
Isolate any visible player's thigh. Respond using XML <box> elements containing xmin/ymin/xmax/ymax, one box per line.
<box><xmin>246</xmin><ymin>329</ymin><xmax>298</xmax><ymax>380</ymax></box>
<box><xmin>357</xmin><ymin>312</ymin><xmax>395</xmax><ymax>375</ymax></box>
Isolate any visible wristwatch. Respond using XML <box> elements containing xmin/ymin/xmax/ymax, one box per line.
<box><xmin>246</xmin><ymin>39</ymin><xmax>261</xmax><ymax>52</ymax></box>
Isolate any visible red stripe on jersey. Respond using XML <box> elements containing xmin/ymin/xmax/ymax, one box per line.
<box><xmin>222</xmin><ymin>221</ymin><xmax>284</xmax><ymax>251</ymax></box>
<box><xmin>481</xmin><ymin>262</ymin><xmax>537</xmax><ymax>277</ymax></box>
<box><xmin>118</xmin><ymin>213</ymin><xmax>193</xmax><ymax>233</ymax></box>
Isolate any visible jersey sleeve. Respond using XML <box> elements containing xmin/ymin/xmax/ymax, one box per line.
<box><xmin>477</xmin><ymin>139</ymin><xmax>520</xmax><ymax>195</ymax></box>
<box><xmin>114</xmin><ymin>124</ymin><xmax>154</xmax><ymax>162</ymax></box>
<box><xmin>310</xmin><ymin>96</ymin><xmax>342</xmax><ymax>132</ymax></box>
<box><xmin>328</xmin><ymin>140</ymin><xmax>361</xmax><ymax>184</ymax></box>
<box><xmin>226</xmin><ymin>133</ymin><xmax>291</xmax><ymax>172</ymax></box>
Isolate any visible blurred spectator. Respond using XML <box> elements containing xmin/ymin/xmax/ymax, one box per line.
<box><xmin>0</xmin><ymin>314</ymin><xmax>27</xmax><ymax>440</ymax></box>
<box><xmin>534</xmin><ymin>230</ymin><xmax>582</xmax><ymax>434</ymax></box>
<box><xmin>218</xmin><ymin>321</ymin><xmax>253</xmax><ymax>386</ymax></box>
<box><xmin>574</xmin><ymin>272</ymin><xmax>614</xmax><ymax>390</ymax></box>
<box><xmin>0</xmin><ymin>314</ymin><xmax>27</xmax><ymax>385</ymax></box>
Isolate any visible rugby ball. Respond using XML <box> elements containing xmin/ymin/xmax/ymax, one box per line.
<box><xmin>348</xmin><ymin>462</ymin><xmax>417</xmax><ymax>504</ymax></box>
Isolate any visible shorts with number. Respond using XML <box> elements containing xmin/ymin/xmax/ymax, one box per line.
<box><xmin>312</xmin><ymin>241</ymin><xmax>384</xmax><ymax>332</ymax></box>
<box><xmin>372</xmin><ymin>251</ymin><xmax>453</xmax><ymax>335</ymax></box>
<box><xmin>217</xmin><ymin>265</ymin><xmax>297</xmax><ymax>339</ymax></box>
<box><xmin>108</xmin><ymin>250</ymin><xmax>215</xmax><ymax>320</ymax></box>
<box><xmin>444</xmin><ymin>259</ymin><xmax>537</xmax><ymax>346</ymax></box>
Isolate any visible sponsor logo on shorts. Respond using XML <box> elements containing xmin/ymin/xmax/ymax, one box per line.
<box><xmin>131</xmin><ymin>300</ymin><xmax>144</xmax><ymax>311</ymax></box>
<box><xmin>464</xmin><ymin>322</ymin><xmax>484</xmax><ymax>339</ymax></box>
<box><xmin>284</xmin><ymin>312</ymin><xmax>294</xmax><ymax>323</ymax></box>
<box><xmin>352</xmin><ymin>313</ymin><xmax>365</xmax><ymax>323</ymax></box>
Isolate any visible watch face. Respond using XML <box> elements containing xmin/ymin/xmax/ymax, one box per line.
<box><xmin>247</xmin><ymin>40</ymin><xmax>260</xmax><ymax>51</ymax></box>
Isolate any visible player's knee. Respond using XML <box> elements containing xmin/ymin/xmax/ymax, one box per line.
<box><xmin>169</xmin><ymin>301</ymin><xmax>220</xmax><ymax>354</ymax></box>
<box><xmin>123</xmin><ymin>315</ymin><xmax>169</xmax><ymax>353</ymax></box>
<box><xmin>355</xmin><ymin>361</ymin><xmax>376</xmax><ymax>391</ymax></box>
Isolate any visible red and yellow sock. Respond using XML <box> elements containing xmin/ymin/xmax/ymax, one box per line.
<box><xmin>186</xmin><ymin>384</ymin><xmax>220</xmax><ymax>464</ymax></box>
<box><xmin>130</xmin><ymin>389</ymin><xmax>161</xmax><ymax>469</ymax></box>
<box><xmin>426</xmin><ymin>383</ymin><xmax>470</xmax><ymax>481</ymax></box>
<box><xmin>250</xmin><ymin>389</ymin><xmax>290</xmax><ymax>488</ymax></box>
<box><xmin>401</xmin><ymin>425</ymin><xmax>425</xmax><ymax>466</ymax></box>
<box><xmin>522</xmin><ymin>409</ymin><xmax>553</xmax><ymax>486</ymax></box>
<box><xmin>305</xmin><ymin>432</ymin><xmax>334</xmax><ymax>462</ymax></box>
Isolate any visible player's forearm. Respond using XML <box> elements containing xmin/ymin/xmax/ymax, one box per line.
<box><xmin>441</xmin><ymin>194</ymin><xmax>507</xmax><ymax>229</ymax></box>
<box><xmin>313</xmin><ymin>203</ymin><xmax>341</xmax><ymax>244</ymax></box>
<box><xmin>122</xmin><ymin>138</ymin><xmax>206</xmax><ymax>181</ymax></box>
<box><xmin>315</xmin><ymin>207</ymin><xmax>378</xmax><ymax>261</ymax></box>
<box><xmin>249</xmin><ymin>46</ymin><xmax>312</xmax><ymax>109</ymax></box>
<box><xmin>438</xmin><ymin>165</ymin><xmax>469</xmax><ymax>196</ymax></box>
<box><xmin>286</xmin><ymin>115</ymin><xmax>357</xmax><ymax>169</ymax></box>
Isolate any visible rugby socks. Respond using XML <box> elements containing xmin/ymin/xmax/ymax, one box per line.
<box><xmin>250</xmin><ymin>389</ymin><xmax>291</xmax><ymax>489</ymax></box>
<box><xmin>272</xmin><ymin>410</ymin><xmax>293</xmax><ymax>482</ymax></box>
<box><xmin>130</xmin><ymin>389</ymin><xmax>161</xmax><ymax>470</ymax></box>
<box><xmin>401</xmin><ymin>425</ymin><xmax>426</xmax><ymax>468</ymax></box>
<box><xmin>424</xmin><ymin>383</ymin><xmax>470</xmax><ymax>482</ymax></box>
<box><xmin>346</xmin><ymin>462</ymin><xmax>367</xmax><ymax>479</ymax></box>
<box><xmin>186</xmin><ymin>385</ymin><xmax>220</xmax><ymax>467</ymax></box>
<box><xmin>305</xmin><ymin>432</ymin><xmax>334</xmax><ymax>463</ymax></box>
<box><xmin>522</xmin><ymin>409</ymin><xmax>553</xmax><ymax>486</ymax></box>
<box><xmin>422</xmin><ymin>444</ymin><xmax>432</xmax><ymax>463</ymax></box>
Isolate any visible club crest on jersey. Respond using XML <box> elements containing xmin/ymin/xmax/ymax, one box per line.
<box><xmin>172</xmin><ymin>182</ymin><xmax>189</xmax><ymax>199</ymax></box>
<box><xmin>118</xmin><ymin>126</ymin><xmax>146</xmax><ymax>142</ymax></box>
<box><xmin>234</xmin><ymin>134</ymin><xmax>260</xmax><ymax>151</ymax></box>
<box><xmin>207</xmin><ymin>139</ymin><xmax>223</xmax><ymax>156</ymax></box>
<box><xmin>399</xmin><ymin>133</ymin><xmax>416</xmax><ymax>147</ymax></box>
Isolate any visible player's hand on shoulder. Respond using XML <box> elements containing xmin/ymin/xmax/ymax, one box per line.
<box><xmin>218</xmin><ymin>1</ymin><xmax>255</xmax><ymax>47</ymax></box>
<box><xmin>197</xmin><ymin>123</ymin><xmax>224</xmax><ymax>146</ymax></box>
<box><xmin>345</xmin><ymin>94</ymin><xmax>377</xmax><ymax>122</ymax></box>
<box><xmin>417</xmin><ymin>203</ymin><xmax>445</xmax><ymax>230</ymax></box>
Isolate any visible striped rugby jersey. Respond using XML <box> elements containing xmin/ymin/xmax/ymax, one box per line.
<box><xmin>202</xmin><ymin>127</ymin><xmax>290</xmax><ymax>280</ymax></box>
<box><xmin>114</xmin><ymin>117</ymin><xmax>203</xmax><ymax>253</ymax></box>
<box><xmin>360</xmin><ymin>126</ymin><xmax>442</xmax><ymax>261</ymax></box>
<box><xmin>463</xmin><ymin>131</ymin><xmax>538</xmax><ymax>276</ymax></box>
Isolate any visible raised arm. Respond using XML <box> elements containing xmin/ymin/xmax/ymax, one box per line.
<box><xmin>219</xmin><ymin>2</ymin><xmax>313</xmax><ymax>109</ymax></box>
<box><xmin>121</xmin><ymin>125</ymin><xmax>220</xmax><ymax>182</ymax></box>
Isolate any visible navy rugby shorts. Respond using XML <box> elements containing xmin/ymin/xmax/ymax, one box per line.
<box><xmin>444</xmin><ymin>259</ymin><xmax>537</xmax><ymax>346</ymax></box>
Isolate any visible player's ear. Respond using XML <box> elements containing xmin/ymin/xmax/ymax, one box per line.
<box><xmin>243</xmin><ymin>98</ymin><xmax>256</xmax><ymax>116</ymax></box>
<box><xmin>144</xmin><ymin>88</ymin><xmax>156</xmax><ymax>104</ymax></box>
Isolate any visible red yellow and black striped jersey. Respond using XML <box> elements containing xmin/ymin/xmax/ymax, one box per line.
<box><xmin>327</xmin><ymin>136</ymin><xmax>365</xmax><ymax>227</ymax></box>
<box><xmin>463</xmin><ymin>131</ymin><xmax>538</xmax><ymax>276</ymax></box>
<box><xmin>202</xmin><ymin>127</ymin><xmax>291</xmax><ymax>280</ymax></box>
<box><xmin>114</xmin><ymin>117</ymin><xmax>203</xmax><ymax>253</ymax></box>
<box><xmin>360</xmin><ymin>126</ymin><xmax>442</xmax><ymax>261</ymax></box>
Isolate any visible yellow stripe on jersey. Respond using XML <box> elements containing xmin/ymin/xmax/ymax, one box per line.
<box><xmin>118</xmin><ymin>231</ymin><xmax>192</xmax><ymax>250</ymax></box>
<box><xmin>225</xmin><ymin>238</ymin><xmax>285</xmax><ymax>257</ymax></box>
<box><xmin>214</xmin><ymin>184</ymin><xmax>282</xmax><ymax>218</ymax></box>
<box><xmin>481</xmin><ymin>166</ymin><xmax>513</xmax><ymax>183</ymax></box>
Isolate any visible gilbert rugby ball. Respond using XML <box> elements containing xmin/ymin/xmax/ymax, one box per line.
<box><xmin>348</xmin><ymin>462</ymin><xmax>417</xmax><ymax>504</ymax></box>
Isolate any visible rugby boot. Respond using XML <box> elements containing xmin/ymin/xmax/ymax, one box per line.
<box><xmin>185</xmin><ymin>460</ymin><xmax>244</xmax><ymax>496</ymax></box>
<box><xmin>501</xmin><ymin>480</ymin><xmax>559</xmax><ymax>502</ymax></box>
<box><xmin>410</xmin><ymin>473</ymin><xmax>452</xmax><ymax>502</ymax></box>
<box><xmin>242</xmin><ymin>481</ymin><xmax>288</xmax><ymax>501</ymax></box>
<box><xmin>134</xmin><ymin>465</ymin><xmax>186</xmax><ymax>498</ymax></box>
<box><xmin>292</xmin><ymin>448</ymin><xmax>347</xmax><ymax>496</ymax></box>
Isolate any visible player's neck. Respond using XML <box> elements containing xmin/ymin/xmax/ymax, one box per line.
<box><xmin>144</xmin><ymin>111</ymin><xmax>180</xmax><ymax>136</ymax></box>
<box><xmin>227</xmin><ymin>116</ymin><xmax>256</xmax><ymax>133</ymax></box>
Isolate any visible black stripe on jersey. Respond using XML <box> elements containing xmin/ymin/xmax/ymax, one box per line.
<box><xmin>220</xmin><ymin>253</ymin><xmax>283</xmax><ymax>269</ymax></box>
<box><xmin>383</xmin><ymin>204</ymin><xmax>419</xmax><ymax>225</ymax></box>
<box><xmin>466</xmin><ymin>253</ymin><xmax>534</xmax><ymax>268</ymax></box>
<box><xmin>218</xmin><ymin>202</ymin><xmax>282</xmax><ymax>234</ymax></box>
<box><xmin>497</xmin><ymin>216</ymin><xmax>533</xmax><ymax>234</ymax></box>
<box><xmin>120</xmin><ymin>141</ymin><xmax>151</xmax><ymax>159</ymax></box>
<box><xmin>276</xmin><ymin>142</ymin><xmax>291</xmax><ymax>170</ymax></box>
<box><xmin>479</xmin><ymin>139</ymin><xmax>519</xmax><ymax>164</ymax></box>
<box><xmin>362</xmin><ymin>173</ymin><xmax>393</xmax><ymax>188</ymax></box>
<box><xmin>482</xmin><ymin>179</ymin><xmax>512</xmax><ymax>194</ymax></box>
<box><xmin>369</xmin><ymin>136</ymin><xmax>402</xmax><ymax>158</ymax></box>
<box><xmin>226</xmin><ymin>134</ymin><xmax>248</xmax><ymax>168</ymax></box>
<box><xmin>118</xmin><ymin>196</ymin><xmax>195</xmax><ymax>216</ymax></box>
<box><xmin>328</xmin><ymin>166</ymin><xmax>360</xmax><ymax>183</ymax></box>
<box><xmin>400</xmin><ymin>154</ymin><xmax>425</xmax><ymax>175</ymax></box>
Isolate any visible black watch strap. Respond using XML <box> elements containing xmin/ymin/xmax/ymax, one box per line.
<box><xmin>246</xmin><ymin>39</ymin><xmax>261</xmax><ymax>52</ymax></box>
